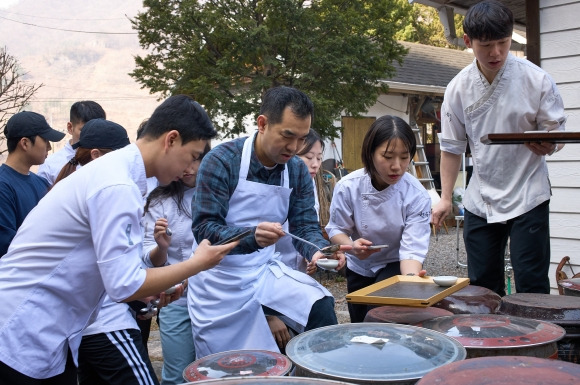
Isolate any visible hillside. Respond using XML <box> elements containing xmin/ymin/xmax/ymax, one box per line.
<box><xmin>0</xmin><ymin>0</ymin><xmax>160</xmax><ymax>156</ymax></box>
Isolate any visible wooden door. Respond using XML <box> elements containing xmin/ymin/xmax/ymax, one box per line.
<box><xmin>341</xmin><ymin>116</ymin><xmax>376</xmax><ymax>172</ymax></box>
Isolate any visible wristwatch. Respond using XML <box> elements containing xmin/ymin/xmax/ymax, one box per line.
<box><xmin>549</xmin><ymin>145</ymin><xmax>559</xmax><ymax>156</ymax></box>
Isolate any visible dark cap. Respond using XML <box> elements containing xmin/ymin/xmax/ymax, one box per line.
<box><xmin>72</xmin><ymin>118</ymin><xmax>130</xmax><ymax>150</ymax></box>
<box><xmin>4</xmin><ymin>111</ymin><xmax>66</xmax><ymax>142</ymax></box>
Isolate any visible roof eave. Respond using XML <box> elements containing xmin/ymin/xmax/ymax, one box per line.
<box><xmin>381</xmin><ymin>80</ymin><xmax>447</xmax><ymax>96</ymax></box>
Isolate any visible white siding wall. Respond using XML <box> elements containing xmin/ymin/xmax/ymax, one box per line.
<box><xmin>540</xmin><ymin>0</ymin><xmax>580</xmax><ymax>292</ymax></box>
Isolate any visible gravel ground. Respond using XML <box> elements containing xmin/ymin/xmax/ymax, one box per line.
<box><xmin>148</xmin><ymin>225</ymin><xmax>468</xmax><ymax>378</ymax></box>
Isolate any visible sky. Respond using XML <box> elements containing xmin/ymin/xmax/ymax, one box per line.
<box><xmin>0</xmin><ymin>0</ymin><xmax>20</xmax><ymax>9</ymax></box>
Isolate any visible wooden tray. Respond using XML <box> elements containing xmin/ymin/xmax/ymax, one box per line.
<box><xmin>480</xmin><ymin>131</ymin><xmax>580</xmax><ymax>145</ymax></box>
<box><xmin>346</xmin><ymin>275</ymin><xmax>470</xmax><ymax>307</ymax></box>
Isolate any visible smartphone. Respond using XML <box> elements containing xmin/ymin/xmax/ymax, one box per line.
<box><xmin>214</xmin><ymin>229</ymin><xmax>253</xmax><ymax>245</ymax></box>
<box><xmin>367</xmin><ymin>244</ymin><xmax>389</xmax><ymax>250</ymax></box>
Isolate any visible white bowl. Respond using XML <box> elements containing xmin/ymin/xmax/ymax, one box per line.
<box><xmin>432</xmin><ymin>276</ymin><xmax>458</xmax><ymax>287</ymax></box>
<box><xmin>317</xmin><ymin>258</ymin><xmax>339</xmax><ymax>270</ymax></box>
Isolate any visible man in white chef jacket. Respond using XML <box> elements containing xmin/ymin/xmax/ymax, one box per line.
<box><xmin>189</xmin><ymin>86</ymin><xmax>349</xmax><ymax>358</ymax></box>
<box><xmin>431</xmin><ymin>0</ymin><xmax>566</xmax><ymax>296</ymax></box>
<box><xmin>37</xmin><ymin>100</ymin><xmax>106</xmax><ymax>186</ymax></box>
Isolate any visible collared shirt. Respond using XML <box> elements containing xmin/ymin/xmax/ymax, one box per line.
<box><xmin>0</xmin><ymin>144</ymin><xmax>148</xmax><ymax>379</ymax></box>
<box><xmin>440</xmin><ymin>53</ymin><xmax>566</xmax><ymax>223</ymax></box>
<box><xmin>37</xmin><ymin>141</ymin><xmax>76</xmax><ymax>186</ymax></box>
<box><xmin>192</xmin><ymin>136</ymin><xmax>327</xmax><ymax>259</ymax></box>
<box><xmin>326</xmin><ymin>169</ymin><xmax>431</xmax><ymax>277</ymax></box>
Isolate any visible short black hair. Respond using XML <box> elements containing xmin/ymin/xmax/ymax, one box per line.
<box><xmin>70</xmin><ymin>101</ymin><xmax>106</xmax><ymax>125</ymax></box>
<box><xmin>361</xmin><ymin>115</ymin><xmax>416</xmax><ymax>183</ymax></box>
<box><xmin>463</xmin><ymin>0</ymin><xmax>513</xmax><ymax>41</ymax></box>
<box><xmin>136</xmin><ymin>118</ymin><xmax>148</xmax><ymax>140</ymax></box>
<box><xmin>142</xmin><ymin>94</ymin><xmax>217</xmax><ymax>144</ymax></box>
<box><xmin>6</xmin><ymin>136</ymin><xmax>36</xmax><ymax>153</ymax></box>
<box><xmin>259</xmin><ymin>86</ymin><xmax>314</xmax><ymax>125</ymax></box>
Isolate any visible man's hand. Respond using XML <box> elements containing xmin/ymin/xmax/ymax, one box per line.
<box><xmin>525</xmin><ymin>141</ymin><xmax>557</xmax><ymax>156</ymax></box>
<box><xmin>193</xmin><ymin>239</ymin><xmax>240</xmax><ymax>271</ymax></box>
<box><xmin>305</xmin><ymin>259</ymin><xmax>318</xmax><ymax>276</ymax></box>
<box><xmin>255</xmin><ymin>222</ymin><xmax>286</xmax><ymax>248</ymax></box>
<box><xmin>431</xmin><ymin>199</ymin><xmax>452</xmax><ymax>230</ymax></box>
<box><xmin>310</xmin><ymin>244</ymin><xmax>351</xmax><ymax>271</ymax></box>
<box><xmin>266</xmin><ymin>315</ymin><xmax>291</xmax><ymax>350</ymax></box>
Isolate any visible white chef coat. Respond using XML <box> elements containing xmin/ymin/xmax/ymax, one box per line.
<box><xmin>440</xmin><ymin>53</ymin><xmax>566</xmax><ymax>223</ymax></box>
<box><xmin>37</xmin><ymin>141</ymin><xmax>76</xmax><ymax>185</ymax></box>
<box><xmin>142</xmin><ymin>186</ymin><xmax>195</xmax><ymax>307</ymax></box>
<box><xmin>83</xmin><ymin>298</ymin><xmax>138</xmax><ymax>336</ymax></box>
<box><xmin>325</xmin><ymin>169</ymin><xmax>431</xmax><ymax>277</ymax></box>
<box><xmin>0</xmin><ymin>144</ymin><xmax>148</xmax><ymax>379</ymax></box>
<box><xmin>188</xmin><ymin>134</ymin><xmax>331</xmax><ymax>358</ymax></box>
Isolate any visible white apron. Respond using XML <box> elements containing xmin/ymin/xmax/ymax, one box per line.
<box><xmin>189</xmin><ymin>133</ymin><xmax>331</xmax><ymax>358</ymax></box>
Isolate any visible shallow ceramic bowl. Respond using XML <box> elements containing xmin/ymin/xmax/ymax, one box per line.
<box><xmin>317</xmin><ymin>258</ymin><xmax>339</xmax><ymax>270</ymax></box>
<box><xmin>433</xmin><ymin>276</ymin><xmax>458</xmax><ymax>287</ymax></box>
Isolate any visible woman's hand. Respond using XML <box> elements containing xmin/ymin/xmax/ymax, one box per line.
<box><xmin>350</xmin><ymin>238</ymin><xmax>382</xmax><ymax>260</ymax></box>
<box><xmin>153</xmin><ymin>217</ymin><xmax>171</xmax><ymax>251</ymax></box>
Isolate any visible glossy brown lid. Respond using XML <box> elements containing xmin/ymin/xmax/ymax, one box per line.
<box><xmin>499</xmin><ymin>293</ymin><xmax>580</xmax><ymax>325</ymax></box>
<box><xmin>416</xmin><ymin>355</ymin><xmax>580</xmax><ymax>385</ymax></box>
<box><xmin>433</xmin><ymin>285</ymin><xmax>501</xmax><ymax>314</ymax></box>
<box><xmin>364</xmin><ymin>305</ymin><xmax>453</xmax><ymax>324</ymax></box>
<box><xmin>182</xmin><ymin>377</ymin><xmax>356</xmax><ymax>385</ymax></box>
<box><xmin>417</xmin><ymin>314</ymin><xmax>565</xmax><ymax>348</ymax></box>
<box><xmin>183</xmin><ymin>350</ymin><xmax>292</xmax><ymax>382</ymax></box>
<box><xmin>285</xmin><ymin>323</ymin><xmax>466</xmax><ymax>383</ymax></box>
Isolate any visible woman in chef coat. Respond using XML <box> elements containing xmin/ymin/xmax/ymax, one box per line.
<box><xmin>325</xmin><ymin>115</ymin><xmax>431</xmax><ymax>322</ymax></box>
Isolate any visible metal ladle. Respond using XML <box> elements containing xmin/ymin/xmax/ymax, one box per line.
<box><xmin>284</xmin><ymin>231</ymin><xmax>340</xmax><ymax>256</ymax></box>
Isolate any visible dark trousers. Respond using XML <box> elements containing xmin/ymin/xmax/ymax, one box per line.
<box><xmin>78</xmin><ymin>329</ymin><xmax>159</xmax><ymax>385</ymax></box>
<box><xmin>263</xmin><ymin>296</ymin><xmax>337</xmax><ymax>332</ymax></box>
<box><xmin>346</xmin><ymin>263</ymin><xmax>401</xmax><ymax>323</ymax></box>
<box><xmin>0</xmin><ymin>349</ymin><xmax>77</xmax><ymax>385</ymax></box>
<box><xmin>463</xmin><ymin>200</ymin><xmax>551</xmax><ymax>297</ymax></box>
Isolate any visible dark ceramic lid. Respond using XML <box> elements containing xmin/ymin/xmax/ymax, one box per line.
<box><xmin>418</xmin><ymin>314</ymin><xmax>565</xmax><ymax>348</ymax></box>
<box><xmin>183</xmin><ymin>350</ymin><xmax>292</xmax><ymax>382</ymax></box>
<box><xmin>499</xmin><ymin>293</ymin><xmax>580</xmax><ymax>325</ymax></box>
<box><xmin>285</xmin><ymin>323</ymin><xmax>466</xmax><ymax>382</ymax></box>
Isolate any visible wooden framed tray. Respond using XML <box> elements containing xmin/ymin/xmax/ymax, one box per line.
<box><xmin>346</xmin><ymin>275</ymin><xmax>470</xmax><ymax>307</ymax></box>
<box><xmin>480</xmin><ymin>131</ymin><xmax>580</xmax><ymax>145</ymax></box>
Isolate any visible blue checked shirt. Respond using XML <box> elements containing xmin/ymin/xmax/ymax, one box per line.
<box><xmin>192</xmin><ymin>136</ymin><xmax>328</xmax><ymax>259</ymax></box>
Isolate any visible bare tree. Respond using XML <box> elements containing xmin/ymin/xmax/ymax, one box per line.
<box><xmin>1</xmin><ymin>46</ymin><xmax>43</xmax><ymax>156</ymax></box>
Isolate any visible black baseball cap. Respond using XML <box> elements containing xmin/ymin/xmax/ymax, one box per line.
<box><xmin>4</xmin><ymin>111</ymin><xmax>66</xmax><ymax>142</ymax></box>
<box><xmin>72</xmin><ymin>118</ymin><xmax>130</xmax><ymax>150</ymax></box>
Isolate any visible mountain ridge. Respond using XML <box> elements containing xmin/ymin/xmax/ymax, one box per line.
<box><xmin>0</xmin><ymin>0</ymin><xmax>160</xmax><ymax>154</ymax></box>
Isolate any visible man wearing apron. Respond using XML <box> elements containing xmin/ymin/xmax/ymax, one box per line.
<box><xmin>431</xmin><ymin>1</ymin><xmax>566</xmax><ymax>296</ymax></box>
<box><xmin>189</xmin><ymin>86</ymin><xmax>348</xmax><ymax>358</ymax></box>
